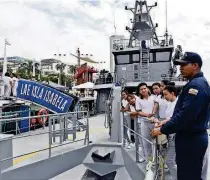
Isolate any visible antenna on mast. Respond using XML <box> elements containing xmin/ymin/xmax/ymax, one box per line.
<box><xmin>165</xmin><ymin>0</ymin><xmax>169</xmax><ymax>46</ymax></box>
<box><xmin>113</xmin><ymin>1</ymin><xmax>117</xmax><ymax>35</ymax></box>
<box><xmin>165</xmin><ymin>0</ymin><xmax>168</xmax><ymax>32</ymax></box>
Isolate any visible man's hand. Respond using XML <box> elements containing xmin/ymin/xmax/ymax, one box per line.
<box><xmin>155</xmin><ymin>120</ymin><xmax>168</xmax><ymax>128</ymax></box>
<box><xmin>150</xmin><ymin>117</ymin><xmax>159</xmax><ymax>123</ymax></box>
<box><xmin>151</xmin><ymin>128</ymin><xmax>162</xmax><ymax>137</ymax></box>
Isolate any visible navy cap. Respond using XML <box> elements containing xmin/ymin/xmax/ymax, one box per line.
<box><xmin>174</xmin><ymin>52</ymin><xmax>203</xmax><ymax>67</ymax></box>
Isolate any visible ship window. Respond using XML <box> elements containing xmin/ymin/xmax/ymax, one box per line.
<box><xmin>134</xmin><ymin>64</ymin><xmax>139</xmax><ymax>70</ymax></box>
<box><xmin>134</xmin><ymin>73</ymin><xmax>139</xmax><ymax>79</ymax></box>
<box><xmin>156</xmin><ymin>52</ymin><xmax>170</xmax><ymax>62</ymax></box>
<box><xmin>116</xmin><ymin>55</ymin><xmax>130</xmax><ymax>64</ymax></box>
<box><xmin>150</xmin><ymin>53</ymin><xmax>153</xmax><ymax>62</ymax></box>
<box><xmin>133</xmin><ymin>54</ymin><xmax>139</xmax><ymax>62</ymax></box>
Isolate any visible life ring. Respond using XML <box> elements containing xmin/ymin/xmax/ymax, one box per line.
<box><xmin>31</xmin><ymin>118</ymin><xmax>36</xmax><ymax>125</ymax></box>
<box><xmin>37</xmin><ymin>108</ymin><xmax>48</xmax><ymax>125</ymax></box>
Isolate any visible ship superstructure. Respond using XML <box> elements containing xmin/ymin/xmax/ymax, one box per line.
<box><xmin>94</xmin><ymin>0</ymin><xmax>186</xmax><ymax>113</ymax></box>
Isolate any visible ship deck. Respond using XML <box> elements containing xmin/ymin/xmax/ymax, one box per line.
<box><xmin>8</xmin><ymin>114</ymin><xmax>210</xmax><ymax>180</ymax></box>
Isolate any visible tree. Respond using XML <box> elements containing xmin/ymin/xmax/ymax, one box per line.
<box><xmin>17</xmin><ymin>63</ymin><xmax>29</xmax><ymax>79</ymax></box>
<box><xmin>17</xmin><ymin>60</ymin><xmax>40</xmax><ymax>80</ymax></box>
<box><xmin>68</xmin><ymin>65</ymin><xmax>77</xmax><ymax>75</ymax></box>
<box><xmin>65</xmin><ymin>75</ymin><xmax>74</xmax><ymax>88</ymax></box>
<box><xmin>56</xmin><ymin>63</ymin><xmax>66</xmax><ymax>85</ymax></box>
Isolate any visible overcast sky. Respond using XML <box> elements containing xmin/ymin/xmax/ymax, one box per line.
<box><xmin>0</xmin><ymin>0</ymin><xmax>209</xmax><ymax>79</ymax></box>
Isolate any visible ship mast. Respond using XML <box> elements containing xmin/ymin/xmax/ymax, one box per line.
<box><xmin>125</xmin><ymin>0</ymin><xmax>159</xmax><ymax>47</ymax></box>
<box><xmin>164</xmin><ymin>0</ymin><xmax>169</xmax><ymax>46</ymax></box>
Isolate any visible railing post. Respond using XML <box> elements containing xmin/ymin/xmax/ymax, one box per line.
<box><xmin>84</xmin><ymin>111</ymin><xmax>90</xmax><ymax>145</ymax></box>
<box><xmin>53</xmin><ymin>118</ymin><xmax>56</xmax><ymax>143</ymax></box>
<box><xmin>0</xmin><ymin>140</ymin><xmax>2</xmax><ymax>179</ymax></box>
<box><xmin>28</xmin><ymin>108</ymin><xmax>31</xmax><ymax>132</ymax></box>
<box><xmin>73</xmin><ymin>112</ymin><xmax>76</xmax><ymax>141</ymax></box>
<box><xmin>135</xmin><ymin>117</ymin><xmax>140</xmax><ymax>162</ymax></box>
<box><xmin>59</xmin><ymin>116</ymin><xmax>63</xmax><ymax>144</ymax></box>
<box><xmin>154</xmin><ymin>137</ymin><xmax>158</xmax><ymax>178</ymax></box>
<box><xmin>15</xmin><ymin>120</ymin><xmax>18</xmax><ymax>135</ymax></box>
<box><xmin>63</xmin><ymin>116</ymin><xmax>66</xmax><ymax>142</ymax></box>
<box><xmin>122</xmin><ymin>112</ymin><xmax>126</xmax><ymax>147</ymax></box>
<box><xmin>64</xmin><ymin>116</ymin><xmax>68</xmax><ymax>141</ymax></box>
<box><xmin>48</xmin><ymin>117</ymin><xmax>52</xmax><ymax>158</ymax></box>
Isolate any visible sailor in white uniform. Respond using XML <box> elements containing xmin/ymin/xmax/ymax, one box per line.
<box><xmin>3</xmin><ymin>72</ymin><xmax>12</xmax><ymax>98</ymax></box>
<box><xmin>11</xmin><ymin>73</ymin><xmax>18</xmax><ymax>96</ymax></box>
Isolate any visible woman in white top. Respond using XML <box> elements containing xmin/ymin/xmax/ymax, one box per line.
<box><xmin>121</xmin><ymin>91</ymin><xmax>131</xmax><ymax>149</ymax></box>
<box><xmin>152</xmin><ymin>80</ymin><xmax>174</xmax><ymax>120</ymax></box>
<box><xmin>126</xmin><ymin>94</ymin><xmax>136</xmax><ymax>142</ymax></box>
<box><xmin>156</xmin><ymin>85</ymin><xmax>178</xmax><ymax>180</ymax></box>
<box><xmin>135</xmin><ymin>83</ymin><xmax>156</xmax><ymax>161</ymax></box>
<box><xmin>152</xmin><ymin>82</ymin><xmax>161</xmax><ymax>96</ymax></box>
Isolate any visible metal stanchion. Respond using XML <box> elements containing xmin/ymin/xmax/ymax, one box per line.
<box><xmin>122</xmin><ymin>111</ymin><xmax>126</xmax><ymax>147</ymax></box>
<box><xmin>135</xmin><ymin>117</ymin><xmax>140</xmax><ymax>162</ymax></box>
<box><xmin>84</xmin><ymin>112</ymin><xmax>90</xmax><ymax>145</ymax></box>
<box><xmin>48</xmin><ymin>117</ymin><xmax>52</xmax><ymax>158</ymax></box>
<box><xmin>87</xmin><ymin>112</ymin><xmax>90</xmax><ymax>145</ymax></box>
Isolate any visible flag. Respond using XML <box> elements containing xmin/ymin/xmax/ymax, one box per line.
<box><xmin>5</xmin><ymin>39</ymin><xmax>11</xmax><ymax>45</ymax></box>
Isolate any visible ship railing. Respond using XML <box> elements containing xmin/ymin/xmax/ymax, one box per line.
<box><xmin>112</xmin><ymin>39</ymin><xmax>140</xmax><ymax>50</ymax></box>
<box><xmin>122</xmin><ymin>116</ymin><xmax>167</xmax><ymax>178</ymax></box>
<box><xmin>161</xmin><ymin>76</ymin><xmax>187</xmax><ymax>82</ymax></box>
<box><xmin>94</xmin><ymin>72</ymin><xmax>116</xmax><ymax>85</ymax></box>
<box><xmin>111</xmin><ymin>36</ymin><xmax>174</xmax><ymax>51</ymax></box>
<box><xmin>115</xmin><ymin>71</ymin><xmax>185</xmax><ymax>84</ymax></box>
<box><xmin>93</xmin><ymin>71</ymin><xmax>187</xmax><ymax>86</ymax></box>
<box><xmin>157</xmin><ymin>35</ymin><xmax>174</xmax><ymax>46</ymax></box>
<box><xmin>0</xmin><ymin>111</ymin><xmax>90</xmax><ymax>173</ymax></box>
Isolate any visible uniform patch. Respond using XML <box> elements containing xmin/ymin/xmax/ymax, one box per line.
<box><xmin>188</xmin><ymin>88</ymin><xmax>198</xmax><ymax>95</ymax></box>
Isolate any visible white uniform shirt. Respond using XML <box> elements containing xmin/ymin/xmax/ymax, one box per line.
<box><xmin>130</xmin><ymin>104</ymin><xmax>136</xmax><ymax>112</ymax></box>
<box><xmin>122</xmin><ymin>99</ymin><xmax>129</xmax><ymax>116</ymax></box>
<box><xmin>12</xmin><ymin>77</ymin><xmax>18</xmax><ymax>96</ymax></box>
<box><xmin>165</xmin><ymin>98</ymin><xmax>178</xmax><ymax>119</ymax></box>
<box><xmin>3</xmin><ymin>76</ymin><xmax>12</xmax><ymax>97</ymax></box>
<box><xmin>155</xmin><ymin>95</ymin><xmax>169</xmax><ymax>119</ymax></box>
<box><xmin>135</xmin><ymin>95</ymin><xmax>156</xmax><ymax>122</ymax></box>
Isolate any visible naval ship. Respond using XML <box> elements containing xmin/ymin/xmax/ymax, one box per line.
<box><xmin>93</xmin><ymin>0</ymin><xmax>186</xmax><ymax>114</ymax></box>
<box><xmin>0</xmin><ymin>0</ymin><xmax>209</xmax><ymax>180</ymax></box>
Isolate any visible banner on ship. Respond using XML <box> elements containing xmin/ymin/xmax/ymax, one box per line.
<box><xmin>16</xmin><ymin>80</ymin><xmax>73</xmax><ymax>113</ymax></box>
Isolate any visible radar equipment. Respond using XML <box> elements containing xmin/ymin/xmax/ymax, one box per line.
<box><xmin>125</xmin><ymin>0</ymin><xmax>159</xmax><ymax>47</ymax></box>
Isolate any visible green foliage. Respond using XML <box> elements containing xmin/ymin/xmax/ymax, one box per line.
<box><xmin>17</xmin><ymin>61</ymin><xmax>41</xmax><ymax>80</ymax></box>
<box><xmin>68</xmin><ymin>65</ymin><xmax>77</xmax><ymax>74</ymax></box>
